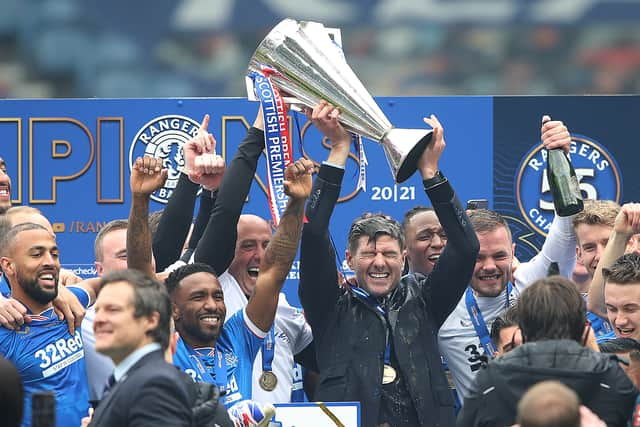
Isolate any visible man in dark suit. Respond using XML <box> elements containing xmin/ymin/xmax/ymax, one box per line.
<box><xmin>88</xmin><ymin>269</ymin><xmax>194</xmax><ymax>426</ymax></box>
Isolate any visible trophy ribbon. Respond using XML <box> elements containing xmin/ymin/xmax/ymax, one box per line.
<box><xmin>251</xmin><ymin>69</ymin><xmax>293</xmax><ymax>225</ymax></box>
<box><xmin>354</xmin><ymin>135</ymin><xmax>368</xmax><ymax>192</ymax></box>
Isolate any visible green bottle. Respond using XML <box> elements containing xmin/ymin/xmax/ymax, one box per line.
<box><xmin>544</xmin><ymin>116</ymin><xmax>584</xmax><ymax>217</ymax></box>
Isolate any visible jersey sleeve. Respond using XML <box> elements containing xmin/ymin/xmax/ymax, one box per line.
<box><xmin>67</xmin><ymin>286</ymin><xmax>91</xmax><ymax>309</ymax></box>
<box><xmin>225</xmin><ymin>309</ymin><xmax>266</xmax><ymax>362</ymax></box>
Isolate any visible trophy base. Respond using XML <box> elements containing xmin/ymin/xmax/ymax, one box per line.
<box><xmin>394</xmin><ymin>131</ymin><xmax>433</xmax><ymax>183</ymax></box>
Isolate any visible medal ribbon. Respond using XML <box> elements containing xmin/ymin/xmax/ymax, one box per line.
<box><xmin>465</xmin><ymin>282</ymin><xmax>513</xmax><ymax>358</ymax></box>
<box><xmin>250</xmin><ymin>69</ymin><xmax>293</xmax><ymax>225</ymax></box>
<box><xmin>261</xmin><ymin>326</ymin><xmax>276</xmax><ymax>374</ymax></box>
<box><xmin>176</xmin><ymin>338</ymin><xmax>227</xmax><ymax>393</ymax></box>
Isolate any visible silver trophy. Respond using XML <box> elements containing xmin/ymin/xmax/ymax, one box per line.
<box><xmin>247</xmin><ymin>18</ymin><xmax>432</xmax><ymax>183</ymax></box>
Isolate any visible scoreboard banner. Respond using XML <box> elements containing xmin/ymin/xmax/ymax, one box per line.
<box><xmin>0</xmin><ymin>96</ymin><xmax>636</xmax><ymax>306</ymax></box>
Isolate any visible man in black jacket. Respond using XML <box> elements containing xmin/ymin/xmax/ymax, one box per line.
<box><xmin>299</xmin><ymin>101</ymin><xmax>479</xmax><ymax>427</ymax></box>
<box><xmin>457</xmin><ymin>276</ymin><xmax>638</xmax><ymax>427</ymax></box>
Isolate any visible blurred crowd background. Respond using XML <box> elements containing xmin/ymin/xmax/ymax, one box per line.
<box><xmin>1</xmin><ymin>0</ymin><xmax>639</xmax><ymax>99</ymax></box>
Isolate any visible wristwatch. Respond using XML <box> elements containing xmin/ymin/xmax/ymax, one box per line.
<box><xmin>423</xmin><ymin>170</ymin><xmax>447</xmax><ymax>190</ymax></box>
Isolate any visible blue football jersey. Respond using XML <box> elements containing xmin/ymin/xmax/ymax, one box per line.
<box><xmin>0</xmin><ymin>274</ymin><xmax>10</xmax><ymax>298</ymax></box>
<box><xmin>0</xmin><ymin>286</ymin><xmax>91</xmax><ymax>427</ymax></box>
<box><xmin>174</xmin><ymin>309</ymin><xmax>264</xmax><ymax>408</ymax></box>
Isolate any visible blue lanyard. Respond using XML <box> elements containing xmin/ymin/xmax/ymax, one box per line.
<box><xmin>465</xmin><ymin>282</ymin><xmax>513</xmax><ymax>358</ymax></box>
<box><xmin>262</xmin><ymin>326</ymin><xmax>276</xmax><ymax>372</ymax></box>
<box><xmin>350</xmin><ymin>286</ymin><xmax>391</xmax><ymax>364</ymax></box>
<box><xmin>177</xmin><ymin>338</ymin><xmax>227</xmax><ymax>393</ymax></box>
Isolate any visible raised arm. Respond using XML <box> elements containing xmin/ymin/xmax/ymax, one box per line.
<box><xmin>152</xmin><ymin>173</ymin><xmax>199</xmax><ymax>271</ymax></box>
<box><xmin>299</xmin><ymin>102</ymin><xmax>351</xmax><ymax>336</ymax></box>
<box><xmin>193</xmin><ymin>108</ymin><xmax>265</xmax><ymax>275</ymax></box>
<box><xmin>418</xmin><ymin>115</ymin><xmax>479</xmax><ymax>326</ymax></box>
<box><xmin>246</xmin><ymin>158</ymin><xmax>313</xmax><ymax>332</ymax></box>
<box><xmin>513</xmin><ymin>116</ymin><xmax>578</xmax><ymax>285</ymax></box>
<box><xmin>153</xmin><ymin>114</ymin><xmax>225</xmax><ymax>271</ymax></box>
<box><xmin>588</xmin><ymin>203</ymin><xmax>640</xmax><ymax>317</ymax></box>
<box><xmin>127</xmin><ymin>156</ymin><xmax>168</xmax><ymax>278</ymax></box>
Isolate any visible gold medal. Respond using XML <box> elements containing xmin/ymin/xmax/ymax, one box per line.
<box><xmin>259</xmin><ymin>371</ymin><xmax>278</xmax><ymax>391</ymax></box>
<box><xmin>382</xmin><ymin>365</ymin><xmax>397</xmax><ymax>385</ymax></box>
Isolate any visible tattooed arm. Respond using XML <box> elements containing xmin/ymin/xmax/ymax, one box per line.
<box><xmin>127</xmin><ymin>156</ymin><xmax>168</xmax><ymax>279</ymax></box>
<box><xmin>245</xmin><ymin>158</ymin><xmax>314</xmax><ymax>333</ymax></box>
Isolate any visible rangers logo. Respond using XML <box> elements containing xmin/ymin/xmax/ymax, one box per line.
<box><xmin>129</xmin><ymin>115</ymin><xmax>201</xmax><ymax>203</ymax></box>
<box><xmin>515</xmin><ymin>134</ymin><xmax>622</xmax><ymax>236</ymax></box>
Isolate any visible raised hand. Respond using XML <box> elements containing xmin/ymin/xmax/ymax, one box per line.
<box><xmin>419</xmin><ymin>114</ymin><xmax>446</xmax><ymax>179</ymax></box>
<box><xmin>130</xmin><ymin>156</ymin><xmax>168</xmax><ymax>196</ymax></box>
<box><xmin>0</xmin><ymin>297</ymin><xmax>30</xmax><ymax>330</ymax></box>
<box><xmin>541</xmin><ymin>115</ymin><xmax>572</xmax><ymax>154</ymax></box>
<box><xmin>183</xmin><ymin>114</ymin><xmax>226</xmax><ymax>191</ymax></box>
<box><xmin>306</xmin><ymin>100</ymin><xmax>351</xmax><ymax>166</ymax></box>
<box><xmin>283</xmin><ymin>158</ymin><xmax>314</xmax><ymax>201</ymax></box>
<box><xmin>614</xmin><ymin>202</ymin><xmax>640</xmax><ymax>236</ymax></box>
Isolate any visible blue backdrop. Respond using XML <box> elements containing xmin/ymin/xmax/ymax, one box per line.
<box><xmin>0</xmin><ymin>95</ymin><xmax>634</xmax><ymax>306</ymax></box>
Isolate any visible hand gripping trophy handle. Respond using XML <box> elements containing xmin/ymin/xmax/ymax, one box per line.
<box><xmin>246</xmin><ymin>18</ymin><xmax>432</xmax><ymax>183</ymax></box>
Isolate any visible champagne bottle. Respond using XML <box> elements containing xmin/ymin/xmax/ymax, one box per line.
<box><xmin>544</xmin><ymin>116</ymin><xmax>584</xmax><ymax>217</ymax></box>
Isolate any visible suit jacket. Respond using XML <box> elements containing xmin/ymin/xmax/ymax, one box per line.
<box><xmin>89</xmin><ymin>350</ymin><xmax>195</xmax><ymax>427</ymax></box>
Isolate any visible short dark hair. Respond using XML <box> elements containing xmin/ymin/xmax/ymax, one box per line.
<box><xmin>347</xmin><ymin>212</ymin><xmax>404</xmax><ymax>254</ymax></box>
<box><xmin>94</xmin><ymin>219</ymin><xmax>128</xmax><ymax>261</ymax></box>
<box><xmin>603</xmin><ymin>253</ymin><xmax>640</xmax><ymax>285</ymax></box>
<box><xmin>165</xmin><ymin>262</ymin><xmax>218</xmax><ymax>295</ymax></box>
<box><xmin>401</xmin><ymin>206</ymin><xmax>433</xmax><ymax>233</ymax></box>
<box><xmin>468</xmin><ymin>208</ymin><xmax>512</xmax><ymax>241</ymax></box>
<box><xmin>100</xmin><ymin>269</ymin><xmax>171</xmax><ymax>350</ymax></box>
<box><xmin>0</xmin><ymin>223</ymin><xmax>49</xmax><ymax>257</ymax></box>
<box><xmin>491</xmin><ymin>304</ymin><xmax>520</xmax><ymax>348</ymax></box>
<box><xmin>516</xmin><ymin>380</ymin><xmax>580</xmax><ymax>427</ymax></box>
<box><xmin>599</xmin><ymin>337</ymin><xmax>640</xmax><ymax>354</ymax></box>
<box><xmin>518</xmin><ymin>276</ymin><xmax>586</xmax><ymax>343</ymax></box>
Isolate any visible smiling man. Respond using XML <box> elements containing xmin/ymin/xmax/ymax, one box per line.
<box><xmin>438</xmin><ymin>117</ymin><xmax>579</xmax><ymax>401</ymax></box>
<box><xmin>604</xmin><ymin>253</ymin><xmax>640</xmax><ymax>341</ymax></box>
<box><xmin>402</xmin><ymin>206</ymin><xmax>447</xmax><ymax>275</ymax></box>
<box><xmin>126</xmin><ymin>155</ymin><xmax>313</xmax><ymax>409</ymax></box>
<box><xmin>299</xmin><ymin>102</ymin><xmax>479</xmax><ymax>427</ymax></box>
<box><xmin>0</xmin><ymin>223</ymin><xmax>99</xmax><ymax>427</ymax></box>
<box><xmin>89</xmin><ymin>269</ymin><xmax>194</xmax><ymax>427</ymax></box>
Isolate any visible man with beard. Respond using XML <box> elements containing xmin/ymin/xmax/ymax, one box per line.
<box><xmin>0</xmin><ymin>156</ymin><xmax>12</xmax><ymax>214</ymax></box>
<box><xmin>438</xmin><ymin>207</ymin><xmax>577</xmax><ymax>399</ymax></box>
<box><xmin>126</xmin><ymin>155</ymin><xmax>312</xmax><ymax>409</ymax></box>
<box><xmin>438</xmin><ymin>116</ymin><xmax>579</xmax><ymax>401</ymax></box>
<box><xmin>0</xmin><ymin>207</ymin><xmax>86</xmax><ymax>333</ymax></box>
<box><xmin>0</xmin><ymin>223</ymin><xmax>100</xmax><ymax>427</ymax></box>
<box><xmin>151</xmin><ymin>110</ymin><xmax>315</xmax><ymax>404</ymax></box>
